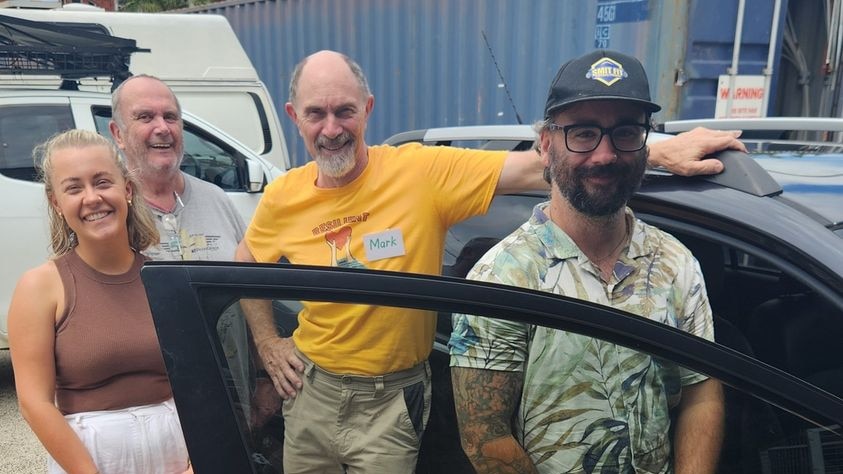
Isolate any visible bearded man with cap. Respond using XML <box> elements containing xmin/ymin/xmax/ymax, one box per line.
<box><xmin>449</xmin><ymin>50</ymin><xmax>725</xmax><ymax>474</ymax></box>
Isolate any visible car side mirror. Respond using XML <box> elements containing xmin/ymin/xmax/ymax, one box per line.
<box><xmin>245</xmin><ymin>159</ymin><xmax>266</xmax><ymax>193</ymax></box>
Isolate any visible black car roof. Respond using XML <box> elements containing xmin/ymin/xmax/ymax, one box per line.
<box><xmin>754</xmin><ymin>152</ymin><xmax>843</xmax><ymax>228</ymax></box>
<box><xmin>383</xmin><ymin>126</ymin><xmax>843</xmax><ymax>298</ymax></box>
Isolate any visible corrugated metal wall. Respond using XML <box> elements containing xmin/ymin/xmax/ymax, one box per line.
<box><xmin>185</xmin><ymin>0</ymin><xmax>780</xmax><ymax>167</ymax></box>
<box><xmin>680</xmin><ymin>0</ymin><xmax>787</xmax><ymax>119</ymax></box>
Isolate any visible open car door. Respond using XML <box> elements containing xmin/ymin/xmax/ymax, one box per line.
<box><xmin>142</xmin><ymin>262</ymin><xmax>843</xmax><ymax>474</ymax></box>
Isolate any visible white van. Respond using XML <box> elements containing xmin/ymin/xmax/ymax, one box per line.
<box><xmin>0</xmin><ymin>89</ymin><xmax>286</xmax><ymax>349</ymax></box>
<box><xmin>0</xmin><ymin>5</ymin><xmax>291</xmax><ymax>172</ymax></box>
<box><xmin>0</xmin><ymin>8</ymin><xmax>291</xmax><ymax>348</ymax></box>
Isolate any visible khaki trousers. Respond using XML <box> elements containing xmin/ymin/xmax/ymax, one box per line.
<box><xmin>282</xmin><ymin>350</ymin><xmax>432</xmax><ymax>474</ymax></box>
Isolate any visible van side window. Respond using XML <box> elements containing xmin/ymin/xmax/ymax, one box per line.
<box><xmin>92</xmin><ymin>106</ymin><xmax>246</xmax><ymax>191</ymax></box>
<box><xmin>0</xmin><ymin>105</ymin><xmax>75</xmax><ymax>182</ymax></box>
<box><xmin>180</xmin><ymin>129</ymin><xmax>245</xmax><ymax>190</ymax></box>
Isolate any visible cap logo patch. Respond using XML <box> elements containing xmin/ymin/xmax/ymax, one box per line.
<box><xmin>586</xmin><ymin>57</ymin><xmax>627</xmax><ymax>86</ymax></box>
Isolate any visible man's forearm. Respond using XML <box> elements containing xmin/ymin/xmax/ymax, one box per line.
<box><xmin>498</xmin><ymin>150</ymin><xmax>549</xmax><ymax>194</ymax></box>
<box><xmin>451</xmin><ymin>367</ymin><xmax>538</xmax><ymax>474</ymax></box>
<box><xmin>674</xmin><ymin>378</ymin><xmax>725</xmax><ymax>474</ymax></box>
<box><xmin>240</xmin><ymin>298</ymin><xmax>278</xmax><ymax>346</ymax></box>
<box><xmin>234</xmin><ymin>240</ymin><xmax>279</xmax><ymax>344</ymax></box>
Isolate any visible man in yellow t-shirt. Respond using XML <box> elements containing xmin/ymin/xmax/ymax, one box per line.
<box><xmin>245</xmin><ymin>142</ymin><xmax>506</xmax><ymax>376</ymax></box>
<box><xmin>235</xmin><ymin>50</ymin><xmax>746</xmax><ymax>473</ymax></box>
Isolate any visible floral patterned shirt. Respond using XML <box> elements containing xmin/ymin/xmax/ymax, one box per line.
<box><xmin>449</xmin><ymin>203</ymin><xmax>713</xmax><ymax>474</ymax></box>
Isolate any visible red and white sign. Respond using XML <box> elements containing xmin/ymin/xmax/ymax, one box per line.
<box><xmin>714</xmin><ymin>75</ymin><xmax>767</xmax><ymax>118</ymax></box>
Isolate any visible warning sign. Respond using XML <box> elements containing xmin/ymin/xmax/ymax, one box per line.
<box><xmin>715</xmin><ymin>75</ymin><xmax>767</xmax><ymax>118</ymax></box>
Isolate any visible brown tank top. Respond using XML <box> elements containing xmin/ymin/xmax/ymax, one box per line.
<box><xmin>54</xmin><ymin>250</ymin><xmax>171</xmax><ymax>415</ymax></box>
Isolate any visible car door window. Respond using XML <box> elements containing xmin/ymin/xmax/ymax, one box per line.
<box><xmin>0</xmin><ymin>104</ymin><xmax>75</xmax><ymax>181</ymax></box>
<box><xmin>142</xmin><ymin>264</ymin><xmax>843</xmax><ymax>474</ymax></box>
<box><xmin>637</xmin><ymin>227</ymin><xmax>843</xmax><ymax>403</ymax></box>
<box><xmin>91</xmin><ymin>106</ymin><xmax>246</xmax><ymax>191</ymax></box>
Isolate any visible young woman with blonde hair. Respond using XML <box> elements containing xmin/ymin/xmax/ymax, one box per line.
<box><xmin>8</xmin><ymin>129</ymin><xmax>191</xmax><ymax>474</ymax></box>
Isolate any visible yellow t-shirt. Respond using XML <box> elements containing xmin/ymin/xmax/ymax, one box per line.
<box><xmin>245</xmin><ymin>143</ymin><xmax>507</xmax><ymax>374</ymax></box>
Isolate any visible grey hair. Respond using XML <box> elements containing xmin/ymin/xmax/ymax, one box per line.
<box><xmin>111</xmin><ymin>74</ymin><xmax>182</xmax><ymax>130</ymax></box>
<box><xmin>533</xmin><ymin>118</ymin><xmax>552</xmax><ymax>136</ymax></box>
<box><xmin>529</xmin><ymin>119</ymin><xmax>552</xmax><ymax>182</ymax></box>
<box><xmin>288</xmin><ymin>52</ymin><xmax>371</xmax><ymax>104</ymax></box>
<box><xmin>532</xmin><ymin>119</ymin><xmax>550</xmax><ymax>155</ymax></box>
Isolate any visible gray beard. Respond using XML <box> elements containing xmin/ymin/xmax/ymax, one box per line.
<box><xmin>316</xmin><ymin>149</ymin><xmax>356</xmax><ymax>178</ymax></box>
<box><xmin>315</xmin><ymin>134</ymin><xmax>357</xmax><ymax>178</ymax></box>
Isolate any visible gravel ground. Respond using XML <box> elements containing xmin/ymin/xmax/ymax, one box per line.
<box><xmin>0</xmin><ymin>350</ymin><xmax>46</xmax><ymax>473</ymax></box>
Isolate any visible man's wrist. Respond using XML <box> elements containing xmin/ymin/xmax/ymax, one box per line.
<box><xmin>255</xmin><ymin>334</ymin><xmax>282</xmax><ymax>354</ymax></box>
<box><xmin>646</xmin><ymin>143</ymin><xmax>666</xmax><ymax>169</ymax></box>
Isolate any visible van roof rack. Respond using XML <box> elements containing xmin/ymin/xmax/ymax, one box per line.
<box><xmin>0</xmin><ymin>13</ymin><xmax>149</xmax><ymax>86</ymax></box>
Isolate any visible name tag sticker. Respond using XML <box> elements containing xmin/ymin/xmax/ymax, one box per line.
<box><xmin>363</xmin><ymin>229</ymin><xmax>406</xmax><ymax>261</ymax></box>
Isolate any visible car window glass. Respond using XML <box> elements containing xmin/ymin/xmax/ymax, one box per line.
<box><xmin>0</xmin><ymin>104</ymin><xmax>75</xmax><ymax>181</ymax></box>
<box><xmin>204</xmin><ymin>297</ymin><xmax>841</xmax><ymax>474</ymax></box>
<box><xmin>445</xmin><ymin>195</ymin><xmax>544</xmax><ymax>267</ymax></box>
<box><xmin>663</xmin><ymin>234</ymin><xmax>843</xmax><ymax>403</ymax></box>
<box><xmin>91</xmin><ymin>106</ymin><xmax>245</xmax><ymax>190</ymax></box>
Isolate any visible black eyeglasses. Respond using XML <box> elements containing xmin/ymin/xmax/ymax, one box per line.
<box><xmin>547</xmin><ymin>123</ymin><xmax>650</xmax><ymax>153</ymax></box>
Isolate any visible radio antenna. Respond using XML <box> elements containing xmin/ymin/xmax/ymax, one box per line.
<box><xmin>482</xmin><ymin>30</ymin><xmax>523</xmax><ymax>124</ymax></box>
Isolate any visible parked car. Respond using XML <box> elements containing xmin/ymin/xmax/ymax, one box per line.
<box><xmin>0</xmin><ymin>89</ymin><xmax>285</xmax><ymax>348</ymax></box>
<box><xmin>141</xmin><ymin>124</ymin><xmax>843</xmax><ymax>473</ymax></box>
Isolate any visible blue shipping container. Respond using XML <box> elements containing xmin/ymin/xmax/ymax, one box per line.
<box><xmin>186</xmin><ymin>0</ymin><xmax>786</xmax><ymax>167</ymax></box>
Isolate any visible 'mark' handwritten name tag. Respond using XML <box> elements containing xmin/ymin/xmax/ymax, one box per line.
<box><xmin>363</xmin><ymin>229</ymin><xmax>406</xmax><ymax>262</ymax></box>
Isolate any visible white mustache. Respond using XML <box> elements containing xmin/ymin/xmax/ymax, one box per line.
<box><xmin>317</xmin><ymin>133</ymin><xmax>352</xmax><ymax>148</ymax></box>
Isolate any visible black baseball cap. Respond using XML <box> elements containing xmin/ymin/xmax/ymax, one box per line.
<box><xmin>544</xmin><ymin>49</ymin><xmax>661</xmax><ymax>119</ymax></box>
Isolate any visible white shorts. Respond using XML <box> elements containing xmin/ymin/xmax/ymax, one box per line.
<box><xmin>48</xmin><ymin>398</ymin><xmax>189</xmax><ymax>474</ymax></box>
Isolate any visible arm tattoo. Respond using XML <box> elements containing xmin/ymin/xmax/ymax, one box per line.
<box><xmin>452</xmin><ymin>367</ymin><xmax>536</xmax><ymax>473</ymax></box>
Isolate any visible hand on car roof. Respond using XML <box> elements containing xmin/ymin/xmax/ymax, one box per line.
<box><xmin>649</xmin><ymin>127</ymin><xmax>746</xmax><ymax>176</ymax></box>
